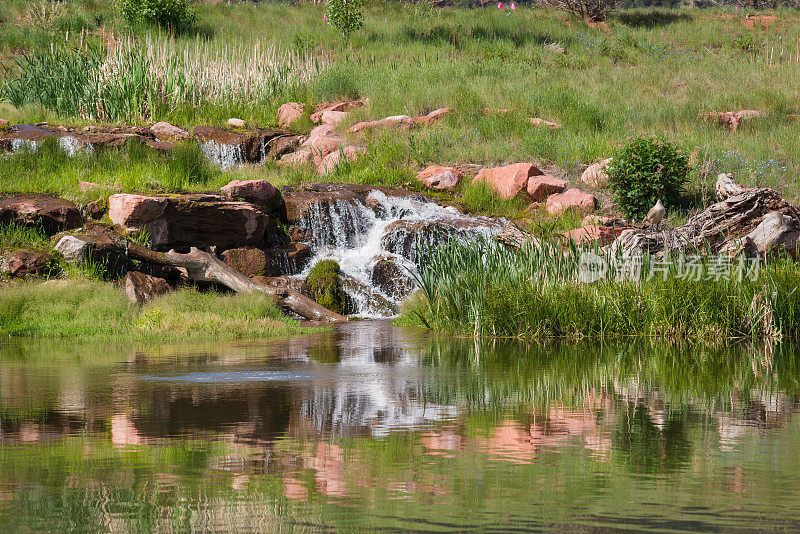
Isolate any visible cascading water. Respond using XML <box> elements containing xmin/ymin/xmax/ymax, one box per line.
<box><xmin>297</xmin><ymin>190</ymin><xmax>502</xmax><ymax>317</ymax></box>
<box><xmin>200</xmin><ymin>141</ymin><xmax>245</xmax><ymax>171</ymax></box>
<box><xmin>10</xmin><ymin>139</ymin><xmax>41</xmax><ymax>153</ymax></box>
<box><xmin>58</xmin><ymin>136</ymin><xmax>94</xmax><ymax>157</ymax></box>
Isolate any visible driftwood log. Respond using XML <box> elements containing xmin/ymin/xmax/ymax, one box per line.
<box><xmin>611</xmin><ymin>174</ymin><xmax>800</xmax><ymax>259</ymax></box>
<box><xmin>124</xmin><ymin>242</ymin><xmax>346</xmax><ymax>322</ymax></box>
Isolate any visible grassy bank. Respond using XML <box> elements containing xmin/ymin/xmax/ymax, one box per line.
<box><xmin>400</xmin><ymin>238</ymin><xmax>800</xmax><ymax>341</ymax></box>
<box><xmin>0</xmin><ymin>281</ymin><xmax>317</xmax><ymax>341</ymax></box>
<box><xmin>0</xmin><ymin>3</ymin><xmax>799</xmax><ymax>201</ymax></box>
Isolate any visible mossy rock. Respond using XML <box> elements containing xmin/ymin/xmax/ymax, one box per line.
<box><xmin>307</xmin><ymin>259</ymin><xmax>346</xmax><ymax>315</ymax></box>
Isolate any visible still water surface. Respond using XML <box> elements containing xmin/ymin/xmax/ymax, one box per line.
<box><xmin>1</xmin><ymin>321</ymin><xmax>800</xmax><ymax>532</ymax></box>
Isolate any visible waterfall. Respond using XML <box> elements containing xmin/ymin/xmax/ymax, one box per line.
<box><xmin>297</xmin><ymin>190</ymin><xmax>502</xmax><ymax>317</ymax></box>
<box><xmin>10</xmin><ymin>139</ymin><xmax>41</xmax><ymax>153</ymax></box>
<box><xmin>58</xmin><ymin>136</ymin><xmax>93</xmax><ymax>157</ymax></box>
<box><xmin>200</xmin><ymin>141</ymin><xmax>245</xmax><ymax>170</ymax></box>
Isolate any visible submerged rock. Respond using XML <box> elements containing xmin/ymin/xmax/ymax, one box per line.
<box><xmin>123</xmin><ymin>271</ymin><xmax>171</xmax><ymax>304</ymax></box>
<box><xmin>0</xmin><ymin>196</ymin><xmax>83</xmax><ymax>235</ymax></box>
<box><xmin>370</xmin><ymin>256</ymin><xmax>415</xmax><ymax>300</ymax></box>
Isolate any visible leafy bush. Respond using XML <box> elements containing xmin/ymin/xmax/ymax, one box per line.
<box><xmin>324</xmin><ymin>0</ymin><xmax>364</xmax><ymax>39</ymax></box>
<box><xmin>118</xmin><ymin>0</ymin><xmax>195</xmax><ymax>32</ymax></box>
<box><xmin>307</xmin><ymin>260</ymin><xmax>346</xmax><ymax>314</ymax></box>
<box><xmin>607</xmin><ymin>136</ymin><xmax>688</xmax><ymax>220</ymax></box>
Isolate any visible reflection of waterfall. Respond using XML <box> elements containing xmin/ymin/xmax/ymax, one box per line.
<box><xmin>295</xmin><ymin>322</ymin><xmax>458</xmax><ymax>437</ymax></box>
<box><xmin>200</xmin><ymin>141</ymin><xmax>245</xmax><ymax>170</ymax></box>
<box><xmin>297</xmin><ymin>190</ymin><xmax>502</xmax><ymax>317</ymax></box>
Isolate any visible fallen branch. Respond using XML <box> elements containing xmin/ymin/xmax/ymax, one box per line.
<box><xmin>125</xmin><ymin>242</ymin><xmax>346</xmax><ymax>322</ymax></box>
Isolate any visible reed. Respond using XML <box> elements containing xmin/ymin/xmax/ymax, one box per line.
<box><xmin>2</xmin><ymin>34</ymin><xmax>325</xmax><ymax>122</ymax></box>
<box><xmin>402</xmin><ymin>238</ymin><xmax>800</xmax><ymax>341</ymax></box>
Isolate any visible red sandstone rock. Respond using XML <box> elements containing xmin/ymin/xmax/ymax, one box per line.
<box><xmin>278</xmin><ymin>103</ymin><xmax>305</xmax><ymax>128</ymax></box>
<box><xmin>526</xmin><ymin>174</ymin><xmax>568</xmax><ymax>201</ymax></box>
<box><xmin>472</xmin><ymin>163</ymin><xmax>543</xmax><ymax>200</ymax></box>
<box><xmin>545</xmin><ymin>188</ymin><xmax>598</xmax><ymax>216</ymax></box>
<box><xmin>580</xmin><ymin>158</ymin><xmax>613</xmax><ymax>188</ymax></box>
<box><xmin>416</xmin><ymin>165</ymin><xmax>462</xmax><ymax>190</ymax></box>
<box><xmin>561</xmin><ymin>224</ymin><xmax>626</xmax><ymax>246</ymax></box>
<box><xmin>221</xmin><ymin>179</ymin><xmax>279</xmax><ymax>206</ymax></box>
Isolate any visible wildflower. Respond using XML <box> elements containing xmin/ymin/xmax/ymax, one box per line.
<box><xmin>497</xmin><ymin>1</ymin><xmax>503</xmax><ymax>8</ymax></box>
<box><xmin>511</xmin><ymin>2</ymin><xmax>516</xmax><ymax>8</ymax></box>
<box><xmin>324</xmin><ymin>13</ymin><xmax>328</xmax><ymax>21</ymax></box>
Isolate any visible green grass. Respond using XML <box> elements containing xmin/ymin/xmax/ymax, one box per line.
<box><xmin>400</xmin><ymin>237</ymin><xmax>800</xmax><ymax>341</ymax></box>
<box><xmin>0</xmin><ymin>3</ymin><xmax>798</xmax><ymax>204</ymax></box>
<box><xmin>0</xmin><ymin>281</ymin><xmax>317</xmax><ymax>340</ymax></box>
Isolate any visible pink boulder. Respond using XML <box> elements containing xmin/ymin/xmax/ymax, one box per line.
<box><xmin>545</xmin><ymin>188</ymin><xmax>598</xmax><ymax>216</ymax></box>
<box><xmin>580</xmin><ymin>158</ymin><xmax>612</xmax><ymax>188</ymax></box>
<box><xmin>526</xmin><ymin>174</ymin><xmax>568</xmax><ymax>201</ymax></box>
<box><xmin>416</xmin><ymin>165</ymin><xmax>462</xmax><ymax>190</ymax></box>
<box><xmin>412</xmin><ymin>107</ymin><xmax>453</xmax><ymax>125</ymax></box>
<box><xmin>318</xmin><ymin>146</ymin><xmax>367</xmax><ymax>175</ymax></box>
<box><xmin>150</xmin><ymin>122</ymin><xmax>189</xmax><ymax>141</ymax></box>
<box><xmin>310</xmin><ymin>100</ymin><xmax>365</xmax><ymax>123</ymax></box>
<box><xmin>278</xmin><ymin>149</ymin><xmax>313</xmax><ymax>167</ymax></box>
<box><xmin>108</xmin><ymin>194</ymin><xmax>168</xmax><ymax>227</ymax></box>
<box><xmin>221</xmin><ymin>179</ymin><xmax>278</xmax><ymax>205</ymax></box>
<box><xmin>0</xmin><ymin>119</ymin><xmax>9</xmax><ymax>126</ymax></box>
<box><xmin>321</xmin><ymin>110</ymin><xmax>348</xmax><ymax>126</ymax></box>
<box><xmin>472</xmin><ymin>163</ymin><xmax>543</xmax><ymax>200</ymax></box>
<box><xmin>307</xmin><ymin>136</ymin><xmax>342</xmax><ymax>160</ymax></box>
<box><xmin>562</xmin><ymin>224</ymin><xmax>626</xmax><ymax>246</ymax></box>
<box><xmin>277</xmin><ymin>103</ymin><xmax>305</xmax><ymax>128</ymax></box>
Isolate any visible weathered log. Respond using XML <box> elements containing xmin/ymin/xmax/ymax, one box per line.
<box><xmin>124</xmin><ymin>241</ymin><xmax>346</xmax><ymax>322</ymax></box>
<box><xmin>715</xmin><ymin>173</ymin><xmax>747</xmax><ymax>201</ymax></box>
<box><xmin>610</xmin><ymin>174</ymin><xmax>800</xmax><ymax>258</ymax></box>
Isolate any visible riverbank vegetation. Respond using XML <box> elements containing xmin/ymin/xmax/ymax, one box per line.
<box><xmin>0</xmin><ymin>281</ymin><xmax>314</xmax><ymax>340</ymax></box>
<box><xmin>400</xmin><ymin>238</ymin><xmax>800</xmax><ymax>341</ymax></box>
<box><xmin>1</xmin><ymin>2</ymin><xmax>799</xmax><ymax>198</ymax></box>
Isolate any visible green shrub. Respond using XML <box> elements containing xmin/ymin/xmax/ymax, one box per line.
<box><xmin>306</xmin><ymin>260</ymin><xmax>346</xmax><ymax>314</ymax></box>
<box><xmin>324</xmin><ymin>0</ymin><xmax>364</xmax><ymax>39</ymax></box>
<box><xmin>607</xmin><ymin>136</ymin><xmax>688</xmax><ymax>220</ymax></box>
<box><xmin>117</xmin><ymin>0</ymin><xmax>195</xmax><ymax>32</ymax></box>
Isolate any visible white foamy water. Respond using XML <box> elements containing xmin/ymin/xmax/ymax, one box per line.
<box><xmin>201</xmin><ymin>141</ymin><xmax>245</xmax><ymax>170</ymax></box>
<box><xmin>58</xmin><ymin>136</ymin><xmax>94</xmax><ymax>157</ymax></box>
<box><xmin>298</xmin><ymin>190</ymin><xmax>502</xmax><ymax>317</ymax></box>
<box><xmin>10</xmin><ymin>139</ymin><xmax>41</xmax><ymax>153</ymax></box>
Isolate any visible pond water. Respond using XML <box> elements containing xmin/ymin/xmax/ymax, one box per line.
<box><xmin>1</xmin><ymin>321</ymin><xmax>800</xmax><ymax>532</ymax></box>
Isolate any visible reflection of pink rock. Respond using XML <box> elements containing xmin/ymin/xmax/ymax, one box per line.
<box><xmin>421</xmin><ymin>430</ymin><xmax>464</xmax><ymax>456</ymax></box>
<box><xmin>283</xmin><ymin>476</ymin><xmax>309</xmax><ymax>501</ymax></box>
<box><xmin>311</xmin><ymin>443</ymin><xmax>348</xmax><ymax>498</ymax></box>
<box><xmin>481</xmin><ymin>420</ymin><xmax>538</xmax><ymax>463</ymax></box>
<box><xmin>111</xmin><ymin>413</ymin><xmax>145</xmax><ymax>446</ymax></box>
<box><xmin>19</xmin><ymin>422</ymin><xmax>40</xmax><ymax>442</ymax></box>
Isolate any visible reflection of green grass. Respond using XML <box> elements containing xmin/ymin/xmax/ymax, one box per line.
<box><xmin>0</xmin><ymin>281</ymin><xmax>317</xmax><ymax>341</ymax></box>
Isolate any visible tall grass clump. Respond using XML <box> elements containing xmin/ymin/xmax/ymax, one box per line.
<box><xmin>403</xmin><ymin>238</ymin><xmax>800</xmax><ymax>342</ymax></box>
<box><xmin>2</xmin><ymin>34</ymin><xmax>326</xmax><ymax>122</ymax></box>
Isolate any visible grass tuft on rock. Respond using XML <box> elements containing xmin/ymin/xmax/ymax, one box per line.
<box><xmin>306</xmin><ymin>260</ymin><xmax>346</xmax><ymax>315</ymax></box>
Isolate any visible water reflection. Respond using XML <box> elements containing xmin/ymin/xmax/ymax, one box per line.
<box><xmin>2</xmin><ymin>322</ymin><xmax>800</xmax><ymax>531</ymax></box>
